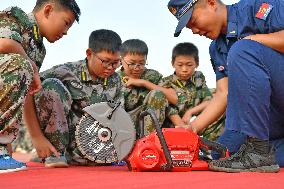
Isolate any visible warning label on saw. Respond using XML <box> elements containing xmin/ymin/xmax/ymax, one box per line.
<box><xmin>171</xmin><ymin>150</ymin><xmax>192</xmax><ymax>167</ymax></box>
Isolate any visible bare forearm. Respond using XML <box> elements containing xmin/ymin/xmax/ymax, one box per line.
<box><xmin>169</xmin><ymin>114</ymin><xmax>184</xmax><ymax>126</ymax></box>
<box><xmin>192</xmin><ymin>92</ymin><xmax>227</xmax><ymax>132</ymax></box>
<box><xmin>246</xmin><ymin>30</ymin><xmax>284</xmax><ymax>53</ymax></box>
<box><xmin>191</xmin><ymin>78</ymin><xmax>228</xmax><ymax>133</ymax></box>
<box><xmin>0</xmin><ymin>38</ymin><xmax>29</xmax><ymax>58</ymax></box>
<box><xmin>142</xmin><ymin>80</ymin><xmax>178</xmax><ymax>104</ymax></box>
<box><xmin>0</xmin><ymin>38</ymin><xmax>37</xmax><ymax>69</ymax></box>
<box><xmin>24</xmin><ymin>95</ymin><xmax>59</xmax><ymax>158</ymax></box>
<box><xmin>188</xmin><ymin>100</ymin><xmax>210</xmax><ymax>115</ymax></box>
<box><xmin>23</xmin><ymin>94</ymin><xmax>44</xmax><ymax>139</ymax></box>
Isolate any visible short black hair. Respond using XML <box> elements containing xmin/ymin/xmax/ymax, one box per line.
<box><xmin>34</xmin><ymin>0</ymin><xmax>81</xmax><ymax>22</ymax></box>
<box><xmin>172</xmin><ymin>42</ymin><xmax>199</xmax><ymax>66</ymax></box>
<box><xmin>120</xmin><ymin>39</ymin><xmax>148</xmax><ymax>58</ymax></box>
<box><xmin>88</xmin><ymin>29</ymin><xmax>122</xmax><ymax>54</ymax></box>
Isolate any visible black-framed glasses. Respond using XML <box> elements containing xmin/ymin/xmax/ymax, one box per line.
<box><xmin>121</xmin><ymin>58</ymin><xmax>147</xmax><ymax>69</ymax></box>
<box><xmin>94</xmin><ymin>53</ymin><xmax>121</xmax><ymax>69</ymax></box>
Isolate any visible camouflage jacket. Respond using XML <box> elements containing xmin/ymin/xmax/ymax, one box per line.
<box><xmin>0</xmin><ymin>6</ymin><xmax>46</xmax><ymax>69</ymax></box>
<box><xmin>40</xmin><ymin>59</ymin><xmax>124</xmax><ymax>110</ymax></box>
<box><xmin>118</xmin><ymin>68</ymin><xmax>163</xmax><ymax>112</ymax></box>
<box><xmin>159</xmin><ymin>71</ymin><xmax>212</xmax><ymax>117</ymax></box>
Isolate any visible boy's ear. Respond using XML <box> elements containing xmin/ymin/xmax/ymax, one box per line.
<box><xmin>86</xmin><ymin>48</ymin><xmax>93</xmax><ymax>58</ymax></box>
<box><xmin>195</xmin><ymin>62</ymin><xmax>199</xmax><ymax>68</ymax></box>
<box><xmin>43</xmin><ymin>4</ymin><xmax>54</xmax><ymax>18</ymax></box>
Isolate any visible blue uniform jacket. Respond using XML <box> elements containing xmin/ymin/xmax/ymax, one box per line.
<box><xmin>210</xmin><ymin>0</ymin><xmax>284</xmax><ymax>81</ymax></box>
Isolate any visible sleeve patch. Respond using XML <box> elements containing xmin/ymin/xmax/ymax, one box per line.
<box><xmin>255</xmin><ymin>3</ymin><xmax>273</xmax><ymax>21</ymax></box>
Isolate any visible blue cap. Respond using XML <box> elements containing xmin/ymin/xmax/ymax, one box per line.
<box><xmin>168</xmin><ymin>0</ymin><xmax>199</xmax><ymax>37</ymax></box>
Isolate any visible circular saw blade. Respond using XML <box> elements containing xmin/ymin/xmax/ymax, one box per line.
<box><xmin>75</xmin><ymin>102</ymin><xmax>136</xmax><ymax>163</ymax></box>
<box><xmin>76</xmin><ymin>114</ymin><xmax>117</xmax><ymax>163</ymax></box>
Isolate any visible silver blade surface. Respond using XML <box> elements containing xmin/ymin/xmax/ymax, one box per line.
<box><xmin>76</xmin><ymin>102</ymin><xmax>136</xmax><ymax>163</ymax></box>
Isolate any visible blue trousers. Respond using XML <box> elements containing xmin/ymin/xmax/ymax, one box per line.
<box><xmin>213</xmin><ymin>39</ymin><xmax>284</xmax><ymax>167</ymax></box>
<box><xmin>226</xmin><ymin>39</ymin><xmax>284</xmax><ymax>140</ymax></box>
<box><xmin>212</xmin><ymin>129</ymin><xmax>284</xmax><ymax>167</ymax></box>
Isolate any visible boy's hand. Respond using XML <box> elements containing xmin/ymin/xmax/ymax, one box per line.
<box><xmin>175</xmin><ymin>124</ymin><xmax>188</xmax><ymax>129</ymax></box>
<box><xmin>29</xmin><ymin>71</ymin><xmax>42</xmax><ymax>95</ymax></box>
<box><xmin>32</xmin><ymin>136</ymin><xmax>59</xmax><ymax>158</ymax></box>
<box><xmin>182</xmin><ymin>110</ymin><xmax>194</xmax><ymax>124</ymax></box>
<box><xmin>175</xmin><ymin>123</ymin><xmax>198</xmax><ymax>134</ymax></box>
<box><xmin>122</xmin><ymin>76</ymin><xmax>129</xmax><ymax>84</ymax></box>
<box><xmin>123</xmin><ymin>76</ymin><xmax>145</xmax><ymax>87</ymax></box>
<box><xmin>29</xmin><ymin>62</ymin><xmax>42</xmax><ymax>95</ymax></box>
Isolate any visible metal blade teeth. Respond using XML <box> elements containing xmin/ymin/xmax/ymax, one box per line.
<box><xmin>76</xmin><ymin>114</ymin><xmax>118</xmax><ymax>163</ymax></box>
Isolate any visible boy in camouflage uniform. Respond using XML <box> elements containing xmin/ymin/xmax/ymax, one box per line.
<box><xmin>118</xmin><ymin>39</ymin><xmax>177</xmax><ymax>137</ymax></box>
<box><xmin>0</xmin><ymin>0</ymin><xmax>81</xmax><ymax>173</ymax></box>
<box><xmin>30</xmin><ymin>29</ymin><xmax>123</xmax><ymax>167</ymax></box>
<box><xmin>159</xmin><ymin>42</ymin><xmax>224</xmax><ymax>141</ymax></box>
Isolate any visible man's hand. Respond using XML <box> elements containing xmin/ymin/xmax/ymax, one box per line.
<box><xmin>243</xmin><ymin>30</ymin><xmax>284</xmax><ymax>54</ymax></box>
<box><xmin>32</xmin><ymin>136</ymin><xmax>59</xmax><ymax>158</ymax></box>
<box><xmin>185</xmin><ymin>122</ymin><xmax>198</xmax><ymax>134</ymax></box>
<box><xmin>28</xmin><ymin>62</ymin><xmax>42</xmax><ymax>95</ymax></box>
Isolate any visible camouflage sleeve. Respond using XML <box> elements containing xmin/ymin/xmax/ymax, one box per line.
<box><xmin>158</xmin><ymin>77</ymin><xmax>172</xmax><ymax>88</ymax></box>
<box><xmin>166</xmin><ymin>104</ymin><xmax>179</xmax><ymax>117</ymax></box>
<box><xmin>40</xmin><ymin>64</ymin><xmax>76</xmax><ymax>81</ymax></box>
<box><xmin>146</xmin><ymin>70</ymin><xmax>163</xmax><ymax>85</ymax></box>
<box><xmin>155</xmin><ymin>72</ymin><xmax>163</xmax><ymax>84</ymax></box>
<box><xmin>195</xmin><ymin>71</ymin><xmax>212</xmax><ymax>101</ymax></box>
<box><xmin>0</xmin><ymin>13</ymin><xmax>23</xmax><ymax>43</ymax></box>
<box><xmin>40</xmin><ymin>64</ymin><xmax>89</xmax><ymax>100</ymax></box>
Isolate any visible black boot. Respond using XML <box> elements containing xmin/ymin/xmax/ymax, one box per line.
<box><xmin>208</xmin><ymin>137</ymin><xmax>280</xmax><ymax>173</ymax></box>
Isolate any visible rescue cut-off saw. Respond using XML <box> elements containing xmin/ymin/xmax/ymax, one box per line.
<box><xmin>75</xmin><ymin>96</ymin><xmax>229</xmax><ymax>171</ymax></box>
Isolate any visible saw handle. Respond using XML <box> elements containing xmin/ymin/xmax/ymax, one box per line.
<box><xmin>200</xmin><ymin>137</ymin><xmax>229</xmax><ymax>158</ymax></box>
<box><xmin>139</xmin><ymin>109</ymin><xmax>173</xmax><ymax>171</ymax></box>
<box><xmin>105</xmin><ymin>94</ymin><xmax>121</xmax><ymax>119</ymax></box>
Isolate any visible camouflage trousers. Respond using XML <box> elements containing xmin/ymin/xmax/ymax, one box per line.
<box><xmin>12</xmin><ymin>78</ymin><xmax>78</xmax><ymax>153</ymax></box>
<box><xmin>12</xmin><ymin>126</ymin><xmax>34</xmax><ymax>152</ymax></box>
<box><xmin>128</xmin><ymin>90</ymin><xmax>168</xmax><ymax>138</ymax></box>
<box><xmin>200</xmin><ymin>114</ymin><xmax>226</xmax><ymax>141</ymax></box>
<box><xmin>0</xmin><ymin>54</ymin><xmax>34</xmax><ymax>145</ymax></box>
<box><xmin>12</xmin><ymin>77</ymin><xmax>113</xmax><ymax>165</ymax></box>
<box><xmin>33</xmin><ymin>78</ymin><xmax>73</xmax><ymax>154</ymax></box>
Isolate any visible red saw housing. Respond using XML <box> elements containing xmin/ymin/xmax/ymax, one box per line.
<box><xmin>127</xmin><ymin>128</ymin><xmax>220</xmax><ymax>172</ymax></box>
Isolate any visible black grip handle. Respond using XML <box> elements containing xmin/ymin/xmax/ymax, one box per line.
<box><xmin>139</xmin><ymin>109</ymin><xmax>173</xmax><ymax>171</ymax></box>
<box><xmin>200</xmin><ymin>137</ymin><xmax>228</xmax><ymax>158</ymax></box>
<box><xmin>105</xmin><ymin>94</ymin><xmax>121</xmax><ymax>119</ymax></box>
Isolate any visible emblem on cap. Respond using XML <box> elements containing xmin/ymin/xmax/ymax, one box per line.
<box><xmin>168</xmin><ymin>0</ymin><xmax>200</xmax><ymax>37</ymax></box>
<box><xmin>177</xmin><ymin>0</ymin><xmax>199</xmax><ymax>19</ymax></box>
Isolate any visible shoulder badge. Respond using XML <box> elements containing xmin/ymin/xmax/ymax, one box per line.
<box><xmin>255</xmin><ymin>3</ymin><xmax>273</xmax><ymax>21</ymax></box>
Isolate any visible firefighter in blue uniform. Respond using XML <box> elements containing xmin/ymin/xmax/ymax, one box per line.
<box><xmin>167</xmin><ymin>0</ymin><xmax>284</xmax><ymax>172</ymax></box>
